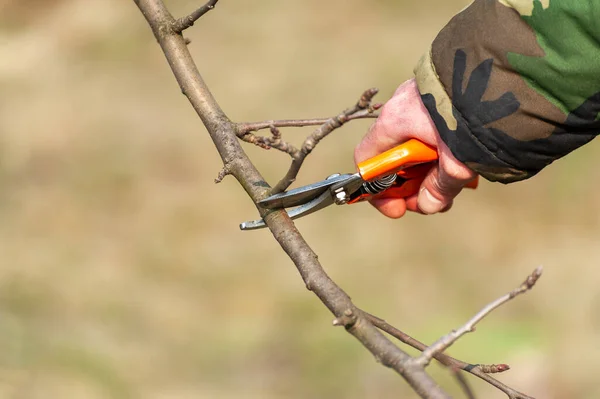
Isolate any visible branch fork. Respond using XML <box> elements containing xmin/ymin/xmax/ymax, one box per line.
<box><xmin>172</xmin><ymin>0</ymin><xmax>220</xmax><ymax>33</ymax></box>
<box><xmin>234</xmin><ymin>88</ymin><xmax>381</xmax><ymax>193</ymax></box>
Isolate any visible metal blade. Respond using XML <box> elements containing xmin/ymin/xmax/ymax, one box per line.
<box><xmin>259</xmin><ymin>173</ymin><xmax>356</xmax><ymax>209</ymax></box>
<box><xmin>240</xmin><ymin>189</ymin><xmax>335</xmax><ymax>231</ymax></box>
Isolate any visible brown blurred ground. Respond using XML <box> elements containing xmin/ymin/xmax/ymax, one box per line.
<box><xmin>0</xmin><ymin>0</ymin><xmax>599</xmax><ymax>398</ymax></box>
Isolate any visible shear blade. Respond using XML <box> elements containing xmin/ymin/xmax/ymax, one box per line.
<box><xmin>259</xmin><ymin>173</ymin><xmax>355</xmax><ymax>209</ymax></box>
<box><xmin>240</xmin><ymin>189</ymin><xmax>334</xmax><ymax>231</ymax></box>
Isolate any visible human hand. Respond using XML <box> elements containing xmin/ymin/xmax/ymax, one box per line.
<box><xmin>354</xmin><ymin>78</ymin><xmax>477</xmax><ymax>218</ymax></box>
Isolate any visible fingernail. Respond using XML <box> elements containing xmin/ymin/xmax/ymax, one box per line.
<box><xmin>418</xmin><ymin>188</ymin><xmax>444</xmax><ymax>214</ymax></box>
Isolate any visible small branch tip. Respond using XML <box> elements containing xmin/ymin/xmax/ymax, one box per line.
<box><xmin>478</xmin><ymin>363</ymin><xmax>511</xmax><ymax>374</ymax></box>
<box><xmin>173</xmin><ymin>0</ymin><xmax>220</xmax><ymax>33</ymax></box>
<box><xmin>215</xmin><ymin>165</ymin><xmax>231</xmax><ymax>183</ymax></box>
<box><xmin>527</xmin><ymin>266</ymin><xmax>543</xmax><ymax>288</ymax></box>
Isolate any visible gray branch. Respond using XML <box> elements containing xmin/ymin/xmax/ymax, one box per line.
<box><xmin>133</xmin><ymin>0</ymin><xmax>450</xmax><ymax>397</ymax></box>
<box><xmin>414</xmin><ymin>267</ymin><xmax>543</xmax><ymax>369</ymax></box>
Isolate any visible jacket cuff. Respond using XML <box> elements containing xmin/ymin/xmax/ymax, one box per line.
<box><xmin>414</xmin><ymin>50</ymin><xmax>532</xmax><ymax>183</ymax></box>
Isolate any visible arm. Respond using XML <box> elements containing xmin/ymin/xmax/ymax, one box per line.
<box><xmin>356</xmin><ymin>0</ymin><xmax>600</xmax><ymax>217</ymax></box>
<box><xmin>416</xmin><ymin>0</ymin><xmax>600</xmax><ymax>183</ymax></box>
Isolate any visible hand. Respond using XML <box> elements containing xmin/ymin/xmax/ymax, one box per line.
<box><xmin>354</xmin><ymin>78</ymin><xmax>476</xmax><ymax>218</ymax></box>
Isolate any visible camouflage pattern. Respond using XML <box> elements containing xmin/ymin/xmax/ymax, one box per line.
<box><xmin>415</xmin><ymin>0</ymin><xmax>600</xmax><ymax>183</ymax></box>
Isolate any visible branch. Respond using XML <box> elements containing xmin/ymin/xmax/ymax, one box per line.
<box><xmin>234</xmin><ymin>98</ymin><xmax>380</xmax><ymax>193</ymax></box>
<box><xmin>236</xmin><ymin>125</ymin><xmax>300</xmax><ymax>155</ymax></box>
<box><xmin>214</xmin><ymin>164</ymin><xmax>231</xmax><ymax>184</ymax></box>
<box><xmin>271</xmin><ymin>89</ymin><xmax>381</xmax><ymax>193</ymax></box>
<box><xmin>236</xmin><ymin>109</ymin><xmax>379</xmax><ymax>135</ymax></box>
<box><xmin>172</xmin><ymin>0</ymin><xmax>219</xmax><ymax>33</ymax></box>
<box><xmin>365</xmin><ymin>268</ymin><xmax>543</xmax><ymax>399</ymax></box>
<box><xmin>235</xmin><ymin>106</ymin><xmax>379</xmax><ymax>164</ymax></box>
<box><xmin>134</xmin><ymin>1</ymin><xmax>449</xmax><ymax>397</ymax></box>
<box><xmin>415</xmin><ymin>267</ymin><xmax>543</xmax><ymax>368</ymax></box>
<box><xmin>366</xmin><ymin>313</ymin><xmax>534</xmax><ymax>399</ymax></box>
<box><xmin>452</xmin><ymin>371</ymin><xmax>476</xmax><ymax>399</ymax></box>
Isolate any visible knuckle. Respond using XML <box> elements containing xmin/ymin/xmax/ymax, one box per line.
<box><xmin>431</xmin><ymin>178</ymin><xmax>456</xmax><ymax>198</ymax></box>
<box><xmin>429</xmin><ymin>169</ymin><xmax>460</xmax><ymax>198</ymax></box>
<box><xmin>441</xmin><ymin>159</ymin><xmax>474</xmax><ymax>183</ymax></box>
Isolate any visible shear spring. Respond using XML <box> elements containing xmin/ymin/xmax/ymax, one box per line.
<box><xmin>362</xmin><ymin>174</ymin><xmax>397</xmax><ymax>195</ymax></box>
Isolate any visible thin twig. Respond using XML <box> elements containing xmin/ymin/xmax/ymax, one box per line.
<box><xmin>237</xmin><ymin>125</ymin><xmax>300</xmax><ymax>155</ymax></box>
<box><xmin>172</xmin><ymin>0</ymin><xmax>220</xmax><ymax>33</ymax></box>
<box><xmin>452</xmin><ymin>371</ymin><xmax>476</xmax><ymax>399</ymax></box>
<box><xmin>415</xmin><ymin>267</ymin><xmax>543</xmax><ymax>368</ymax></box>
<box><xmin>215</xmin><ymin>164</ymin><xmax>231</xmax><ymax>183</ymax></box>
<box><xmin>236</xmin><ymin>109</ymin><xmax>380</xmax><ymax>135</ymax></box>
<box><xmin>366</xmin><ymin>312</ymin><xmax>500</xmax><ymax>371</ymax></box>
<box><xmin>469</xmin><ymin>368</ymin><xmax>535</xmax><ymax>399</ymax></box>
<box><xmin>271</xmin><ymin>89</ymin><xmax>381</xmax><ymax>194</ymax></box>
<box><xmin>366</xmin><ymin>312</ymin><xmax>535</xmax><ymax>399</ymax></box>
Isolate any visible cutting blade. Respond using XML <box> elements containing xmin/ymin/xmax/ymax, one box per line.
<box><xmin>240</xmin><ymin>189</ymin><xmax>335</xmax><ymax>231</ymax></box>
<box><xmin>258</xmin><ymin>173</ymin><xmax>357</xmax><ymax>209</ymax></box>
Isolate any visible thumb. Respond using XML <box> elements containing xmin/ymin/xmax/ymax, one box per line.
<box><xmin>417</xmin><ymin>155</ymin><xmax>475</xmax><ymax>215</ymax></box>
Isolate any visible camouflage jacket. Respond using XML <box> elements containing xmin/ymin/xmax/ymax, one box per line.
<box><xmin>415</xmin><ymin>0</ymin><xmax>600</xmax><ymax>183</ymax></box>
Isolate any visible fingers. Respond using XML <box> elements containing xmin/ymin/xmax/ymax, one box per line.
<box><xmin>369</xmin><ymin>197</ymin><xmax>407</xmax><ymax>219</ymax></box>
<box><xmin>354</xmin><ymin>79</ymin><xmax>438</xmax><ymax>165</ymax></box>
<box><xmin>354</xmin><ymin>78</ymin><xmax>476</xmax><ymax>219</ymax></box>
<box><xmin>416</xmin><ymin>142</ymin><xmax>476</xmax><ymax>215</ymax></box>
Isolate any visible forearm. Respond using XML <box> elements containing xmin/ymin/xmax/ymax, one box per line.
<box><xmin>415</xmin><ymin>0</ymin><xmax>600</xmax><ymax>183</ymax></box>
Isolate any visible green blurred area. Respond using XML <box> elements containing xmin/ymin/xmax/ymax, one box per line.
<box><xmin>0</xmin><ymin>0</ymin><xmax>599</xmax><ymax>398</ymax></box>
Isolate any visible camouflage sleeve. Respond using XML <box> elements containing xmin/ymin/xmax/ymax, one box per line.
<box><xmin>414</xmin><ymin>0</ymin><xmax>600</xmax><ymax>183</ymax></box>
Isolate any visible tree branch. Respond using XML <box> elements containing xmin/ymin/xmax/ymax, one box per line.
<box><xmin>415</xmin><ymin>267</ymin><xmax>543</xmax><ymax>368</ymax></box>
<box><xmin>236</xmin><ymin>124</ymin><xmax>300</xmax><ymax>155</ymax></box>
<box><xmin>135</xmin><ymin>3</ymin><xmax>540</xmax><ymax>398</ymax></box>
<box><xmin>366</xmin><ymin>312</ymin><xmax>534</xmax><ymax>399</ymax></box>
<box><xmin>452</xmin><ymin>371</ymin><xmax>476</xmax><ymax>399</ymax></box>
<box><xmin>271</xmin><ymin>88</ymin><xmax>381</xmax><ymax>193</ymax></box>
<box><xmin>234</xmin><ymin>95</ymin><xmax>381</xmax><ymax>193</ymax></box>
<box><xmin>172</xmin><ymin>0</ymin><xmax>219</xmax><ymax>33</ymax></box>
<box><xmin>234</xmin><ymin>106</ymin><xmax>379</xmax><ymax>169</ymax></box>
<box><xmin>236</xmin><ymin>109</ymin><xmax>379</xmax><ymax>135</ymax></box>
<box><xmin>134</xmin><ymin>1</ymin><xmax>450</xmax><ymax>397</ymax></box>
<box><xmin>365</xmin><ymin>268</ymin><xmax>543</xmax><ymax>399</ymax></box>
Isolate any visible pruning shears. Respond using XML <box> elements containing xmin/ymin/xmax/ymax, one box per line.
<box><xmin>240</xmin><ymin>139</ymin><xmax>478</xmax><ymax>230</ymax></box>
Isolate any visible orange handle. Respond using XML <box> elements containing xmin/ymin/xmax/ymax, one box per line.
<box><xmin>353</xmin><ymin>139</ymin><xmax>478</xmax><ymax>203</ymax></box>
<box><xmin>357</xmin><ymin>139</ymin><xmax>438</xmax><ymax>182</ymax></box>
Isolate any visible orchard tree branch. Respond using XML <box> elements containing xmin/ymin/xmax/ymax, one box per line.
<box><xmin>134</xmin><ymin>1</ymin><xmax>450</xmax><ymax>398</ymax></box>
<box><xmin>415</xmin><ymin>267</ymin><xmax>543</xmax><ymax>368</ymax></box>
<box><xmin>234</xmin><ymin>91</ymin><xmax>381</xmax><ymax>193</ymax></box>
<box><xmin>271</xmin><ymin>89</ymin><xmax>382</xmax><ymax>193</ymax></box>
<box><xmin>134</xmin><ymin>2</ymin><xmax>540</xmax><ymax>398</ymax></box>
<box><xmin>452</xmin><ymin>371</ymin><xmax>476</xmax><ymax>399</ymax></box>
<box><xmin>236</xmin><ymin>108</ymin><xmax>379</xmax><ymax>135</ymax></box>
<box><xmin>172</xmin><ymin>0</ymin><xmax>219</xmax><ymax>33</ymax></box>
<box><xmin>234</xmin><ymin>104</ymin><xmax>380</xmax><ymax>170</ymax></box>
<box><xmin>364</xmin><ymin>267</ymin><xmax>543</xmax><ymax>399</ymax></box>
<box><xmin>236</xmin><ymin>124</ymin><xmax>300</xmax><ymax>155</ymax></box>
<box><xmin>366</xmin><ymin>313</ymin><xmax>534</xmax><ymax>399</ymax></box>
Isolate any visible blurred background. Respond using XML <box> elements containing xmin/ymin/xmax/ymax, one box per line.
<box><xmin>0</xmin><ymin>0</ymin><xmax>599</xmax><ymax>398</ymax></box>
